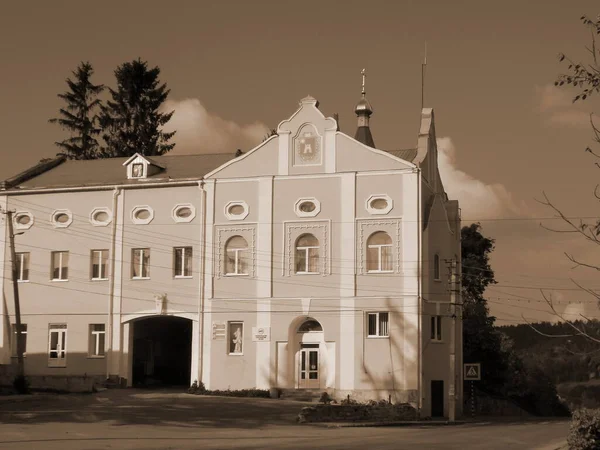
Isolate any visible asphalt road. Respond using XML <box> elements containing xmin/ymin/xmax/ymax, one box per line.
<box><xmin>0</xmin><ymin>389</ymin><xmax>570</xmax><ymax>450</ymax></box>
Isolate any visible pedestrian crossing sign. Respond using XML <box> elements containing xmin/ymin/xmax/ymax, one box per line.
<box><xmin>464</xmin><ymin>363</ymin><xmax>481</xmax><ymax>380</ymax></box>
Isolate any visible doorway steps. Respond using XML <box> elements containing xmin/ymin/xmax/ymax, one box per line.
<box><xmin>279</xmin><ymin>388</ymin><xmax>328</xmax><ymax>403</ymax></box>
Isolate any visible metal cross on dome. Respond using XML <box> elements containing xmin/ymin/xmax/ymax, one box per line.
<box><xmin>361</xmin><ymin>68</ymin><xmax>366</xmax><ymax>95</ymax></box>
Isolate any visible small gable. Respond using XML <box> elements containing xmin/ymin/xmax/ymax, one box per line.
<box><xmin>123</xmin><ymin>153</ymin><xmax>165</xmax><ymax>180</ymax></box>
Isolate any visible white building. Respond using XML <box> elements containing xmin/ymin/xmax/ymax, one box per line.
<box><xmin>0</xmin><ymin>89</ymin><xmax>462</xmax><ymax>418</ymax></box>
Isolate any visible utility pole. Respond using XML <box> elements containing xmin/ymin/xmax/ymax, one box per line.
<box><xmin>4</xmin><ymin>210</ymin><xmax>24</xmax><ymax>378</ymax></box>
<box><xmin>447</xmin><ymin>258</ymin><xmax>457</xmax><ymax>422</ymax></box>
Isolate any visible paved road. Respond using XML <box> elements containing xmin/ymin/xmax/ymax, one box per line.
<box><xmin>0</xmin><ymin>389</ymin><xmax>570</xmax><ymax>450</ymax></box>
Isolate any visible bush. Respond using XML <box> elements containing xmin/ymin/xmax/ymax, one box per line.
<box><xmin>187</xmin><ymin>381</ymin><xmax>270</xmax><ymax>398</ymax></box>
<box><xmin>13</xmin><ymin>375</ymin><xmax>30</xmax><ymax>394</ymax></box>
<box><xmin>568</xmin><ymin>408</ymin><xmax>600</xmax><ymax>450</ymax></box>
<box><xmin>319</xmin><ymin>392</ymin><xmax>333</xmax><ymax>404</ymax></box>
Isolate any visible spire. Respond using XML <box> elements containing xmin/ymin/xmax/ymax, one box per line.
<box><xmin>354</xmin><ymin>68</ymin><xmax>375</xmax><ymax>147</ymax></box>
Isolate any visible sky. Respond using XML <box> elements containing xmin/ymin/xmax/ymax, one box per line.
<box><xmin>1</xmin><ymin>0</ymin><xmax>599</xmax><ymax>325</ymax></box>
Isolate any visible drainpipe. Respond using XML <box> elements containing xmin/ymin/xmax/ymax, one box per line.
<box><xmin>197</xmin><ymin>180</ymin><xmax>207</xmax><ymax>385</ymax></box>
<box><xmin>416</xmin><ymin>168</ymin><xmax>423</xmax><ymax>418</ymax></box>
<box><xmin>106</xmin><ymin>187</ymin><xmax>121</xmax><ymax>382</ymax></box>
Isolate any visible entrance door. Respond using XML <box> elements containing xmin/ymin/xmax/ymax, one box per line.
<box><xmin>431</xmin><ymin>380</ymin><xmax>444</xmax><ymax>417</ymax></box>
<box><xmin>299</xmin><ymin>344</ymin><xmax>319</xmax><ymax>388</ymax></box>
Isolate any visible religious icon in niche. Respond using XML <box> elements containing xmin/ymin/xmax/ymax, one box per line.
<box><xmin>294</xmin><ymin>127</ymin><xmax>321</xmax><ymax>165</ymax></box>
<box><xmin>229</xmin><ymin>322</ymin><xmax>243</xmax><ymax>354</ymax></box>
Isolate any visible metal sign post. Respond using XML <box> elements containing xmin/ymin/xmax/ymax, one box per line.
<box><xmin>464</xmin><ymin>363</ymin><xmax>481</xmax><ymax>419</ymax></box>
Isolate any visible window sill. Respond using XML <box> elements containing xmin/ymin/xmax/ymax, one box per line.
<box><xmin>224</xmin><ymin>273</ymin><xmax>249</xmax><ymax>277</ymax></box>
<box><xmin>131</xmin><ymin>277</ymin><xmax>150</xmax><ymax>281</ymax></box>
<box><xmin>87</xmin><ymin>355</ymin><xmax>106</xmax><ymax>359</ymax></box>
<box><xmin>228</xmin><ymin>353</ymin><xmax>243</xmax><ymax>356</ymax></box>
<box><xmin>10</xmin><ymin>355</ymin><xmax>27</xmax><ymax>358</ymax></box>
<box><xmin>430</xmin><ymin>339</ymin><xmax>444</xmax><ymax>344</ymax></box>
<box><xmin>433</xmin><ymin>279</ymin><xmax>442</xmax><ymax>283</ymax></box>
<box><xmin>91</xmin><ymin>278</ymin><xmax>109</xmax><ymax>282</ymax></box>
<box><xmin>17</xmin><ymin>280</ymin><xmax>29</xmax><ymax>283</ymax></box>
<box><xmin>50</xmin><ymin>279</ymin><xmax>69</xmax><ymax>282</ymax></box>
<box><xmin>366</xmin><ymin>335</ymin><xmax>390</xmax><ymax>339</ymax></box>
<box><xmin>366</xmin><ymin>271</ymin><xmax>394</xmax><ymax>275</ymax></box>
<box><xmin>295</xmin><ymin>272</ymin><xmax>320</xmax><ymax>275</ymax></box>
<box><xmin>174</xmin><ymin>275</ymin><xmax>194</xmax><ymax>279</ymax></box>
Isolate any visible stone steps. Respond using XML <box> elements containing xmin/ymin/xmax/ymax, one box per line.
<box><xmin>279</xmin><ymin>389</ymin><xmax>327</xmax><ymax>403</ymax></box>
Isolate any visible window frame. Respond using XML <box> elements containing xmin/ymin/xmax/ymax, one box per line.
<box><xmin>366</xmin><ymin>231</ymin><xmax>393</xmax><ymax>273</ymax></box>
<box><xmin>15</xmin><ymin>252</ymin><xmax>30</xmax><ymax>282</ymax></box>
<box><xmin>90</xmin><ymin>249</ymin><xmax>109</xmax><ymax>281</ymax></box>
<box><xmin>50</xmin><ymin>251</ymin><xmax>69</xmax><ymax>281</ymax></box>
<box><xmin>431</xmin><ymin>315</ymin><xmax>442</xmax><ymax>342</ymax></box>
<box><xmin>228</xmin><ymin>321</ymin><xmax>244</xmax><ymax>355</ymax></box>
<box><xmin>366</xmin><ymin>312</ymin><xmax>390</xmax><ymax>338</ymax></box>
<box><xmin>224</xmin><ymin>236</ymin><xmax>249</xmax><ymax>276</ymax></box>
<box><xmin>434</xmin><ymin>253</ymin><xmax>441</xmax><ymax>281</ymax></box>
<box><xmin>10</xmin><ymin>323</ymin><xmax>27</xmax><ymax>357</ymax></box>
<box><xmin>295</xmin><ymin>234</ymin><xmax>320</xmax><ymax>275</ymax></box>
<box><xmin>48</xmin><ymin>324</ymin><xmax>67</xmax><ymax>367</ymax></box>
<box><xmin>131</xmin><ymin>163</ymin><xmax>145</xmax><ymax>178</ymax></box>
<box><xmin>173</xmin><ymin>246</ymin><xmax>193</xmax><ymax>278</ymax></box>
<box><xmin>88</xmin><ymin>324</ymin><xmax>106</xmax><ymax>358</ymax></box>
<box><xmin>131</xmin><ymin>248</ymin><xmax>150</xmax><ymax>279</ymax></box>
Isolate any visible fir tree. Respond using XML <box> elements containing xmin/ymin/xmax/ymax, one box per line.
<box><xmin>100</xmin><ymin>59</ymin><xmax>175</xmax><ymax>157</ymax></box>
<box><xmin>49</xmin><ymin>62</ymin><xmax>104</xmax><ymax>159</ymax></box>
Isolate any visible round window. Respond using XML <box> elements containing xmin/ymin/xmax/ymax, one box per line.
<box><xmin>176</xmin><ymin>207</ymin><xmax>192</xmax><ymax>218</ymax></box>
<box><xmin>93</xmin><ymin>211</ymin><xmax>109</xmax><ymax>222</ymax></box>
<box><xmin>16</xmin><ymin>215</ymin><xmax>31</xmax><ymax>225</ymax></box>
<box><xmin>370</xmin><ymin>198</ymin><xmax>389</xmax><ymax>210</ymax></box>
<box><xmin>55</xmin><ymin>213</ymin><xmax>70</xmax><ymax>223</ymax></box>
<box><xmin>228</xmin><ymin>204</ymin><xmax>245</xmax><ymax>216</ymax></box>
<box><xmin>299</xmin><ymin>201</ymin><xmax>316</xmax><ymax>213</ymax></box>
<box><xmin>135</xmin><ymin>209</ymin><xmax>151</xmax><ymax>220</ymax></box>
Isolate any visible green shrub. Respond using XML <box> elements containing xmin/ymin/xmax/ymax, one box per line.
<box><xmin>568</xmin><ymin>408</ymin><xmax>600</xmax><ymax>450</ymax></box>
<box><xmin>187</xmin><ymin>383</ymin><xmax>270</xmax><ymax>398</ymax></box>
<box><xmin>13</xmin><ymin>375</ymin><xmax>30</xmax><ymax>394</ymax></box>
<box><xmin>319</xmin><ymin>392</ymin><xmax>333</xmax><ymax>404</ymax></box>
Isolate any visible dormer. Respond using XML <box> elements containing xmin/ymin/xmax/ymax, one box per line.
<box><xmin>123</xmin><ymin>153</ymin><xmax>165</xmax><ymax>180</ymax></box>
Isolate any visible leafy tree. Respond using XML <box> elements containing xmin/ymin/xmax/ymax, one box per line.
<box><xmin>100</xmin><ymin>58</ymin><xmax>175</xmax><ymax>157</ymax></box>
<box><xmin>48</xmin><ymin>62</ymin><xmax>104</xmax><ymax>159</ymax></box>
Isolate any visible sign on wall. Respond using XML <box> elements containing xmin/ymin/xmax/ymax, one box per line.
<box><xmin>464</xmin><ymin>363</ymin><xmax>481</xmax><ymax>381</ymax></box>
<box><xmin>252</xmin><ymin>327</ymin><xmax>271</xmax><ymax>342</ymax></box>
<box><xmin>212</xmin><ymin>322</ymin><xmax>226</xmax><ymax>340</ymax></box>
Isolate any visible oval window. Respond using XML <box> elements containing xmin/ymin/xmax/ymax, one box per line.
<box><xmin>135</xmin><ymin>209</ymin><xmax>151</xmax><ymax>220</ymax></box>
<box><xmin>228</xmin><ymin>204</ymin><xmax>245</xmax><ymax>216</ymax></box>
<box><xmin>176</xmin><ymin>207</ymin><xmax>192</xmax><ymax>218</ymax></box>
<box><xmin>370</xmin><ymin>198</ymin><xmax>389</xmax><ymax>210</ymax></box>
<box><xmin>299</xmin><ymin>201</ymin><xmax>316</xmax><ymax>213</ymax></box>
<box><xmin>93</xmin><ymin>211</ymin><xmax>109</xmax><ymax>222</ymax></box>
<box><xmin>55</xmin><ymin>213</ymin><xmax>70</xmax><ymax>223</ymax></box>
<box><xmin>16</xmin><ymin>215</ymin><xmax>31</xmax><ymax>225</ymax></box>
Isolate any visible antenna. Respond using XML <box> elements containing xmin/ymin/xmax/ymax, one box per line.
<box><xmin>421</xmin><ymin>41</ymin><xmax>427</xmax><ymax>110</ymax></box>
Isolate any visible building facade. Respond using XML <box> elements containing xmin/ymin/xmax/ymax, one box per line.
<box><xmin>0</xmin><ymin>94</ymin><xmax>462</xmax><ymax>418</ymax></box>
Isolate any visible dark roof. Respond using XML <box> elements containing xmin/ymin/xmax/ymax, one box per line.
<box><xmin>385</xmin><ymin>148</ymin><xmax>418</xmax><ymax>162</ymax></box>
<box><xmin>354</xmin><ymin>126</ymin><xmax>375</xmax><ymax>148</ymax></box>
<box><xmin>4</xmin><ymin>153</ymin><xmax>238</xmax><ymax>190</ymax></box>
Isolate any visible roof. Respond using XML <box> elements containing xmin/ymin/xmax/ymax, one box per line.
<box><xmin>3</xmin><ymin>153</ymin><xmax>238</xmax><ymax>190</ymax></box>
<box><xmin>385</xmin><ymin>148</ymin><xmax>418</xmax><ymax>162</ymax></box>
<box><xmin>354</xmin><ymin>126</ymin><xmax>375</xmax><ymax>148</ymax></box>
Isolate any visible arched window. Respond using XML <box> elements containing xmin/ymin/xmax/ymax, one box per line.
<box><xmin>298</xmin><ymin>319</ymin><xmax>323</xmax><ymax>333</ymax></box>
<box><xmin>295</xmin><ymin>234</ymin><xmax>319</xmax><ymax>274</ymax></box>
<box><xmin>225</xmin><ymin>236</ymin><xmax>249</xmax><ymax>275</ymax></box>
<box><xmin>366</xmin><ymin>231</ymin><xmax>393</xmax><ymax>272</ymax></box>
<box><xmin>434</xmin><ymin>253</ymin><xmax>440</xmax><ymax>280</ymax></box>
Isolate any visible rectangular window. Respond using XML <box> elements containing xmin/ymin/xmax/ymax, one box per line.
<box><xmin>10</xmin><ymin>324</ymin><xmax>27</xmax><ymax>357</ymax></box>
<box><xmin>132</xmin><ymin>248</ymin><xmax>150</xmax><ymax>279</ymax></box>
<box><xmin>51</xmin><ymin>251</ymin><xmax>69</xmax><ymax>281</ymax></box>
<box><xmin>15</xmin><ymin>252</ymin><xmax>30</xmax><ymax>281</ymax></box>
<box><xmin>89</xmin><ymin>324</ymin><xmax>106</xmax><ymax>357</ymax></box>
<box><xmin>48</xmin><ymin>324</ymin><xmax>67</xmax><ymax>367</ymax></box>
<box><xmin>91</xmin><ymin>250</ymin><xmax>109</xmax><ymax>280</ymax></box>
<box><xmin>174</xmin><ymin>247</ymin><xmax>193</xmax><ymax>278</ymax></box>
<box><xmin>228</xmin><ymin>321</ymin><xmax>244</xmax><ymax>355</ymax></box>
<box><xmin>434</xmin><ymin>254</ymin><xmax>441</xmax><ymax>280</ymax></box>
<box><xmin>367</xmin><ymin>312</ymin><xmax>389</xmax><ymax>337</ymax></box>
<box><xmin>431</xmin><ymin>315</ymin><xmax>442</xmax><ymax>341</ymax></box>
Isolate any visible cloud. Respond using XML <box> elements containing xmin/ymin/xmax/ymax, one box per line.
<box><xmin>161</xmin><ymin>98</ymin><xmax>270</xmax><ymax>154</ymax></box>
<box><xmin>535</xmin><ymin>84</ymin><xmax>592</xmax><ymax>128</ymax></box>
<box><xmin>436</xmin><ymin>137</ymin><xmax>527</xmax><ymax>220</ymax></box>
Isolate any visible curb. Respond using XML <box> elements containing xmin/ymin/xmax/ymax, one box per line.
<box><xmin>303</xmin><ymin>420</ymin><xmax>467</xmax><ymax>428</ymax></box>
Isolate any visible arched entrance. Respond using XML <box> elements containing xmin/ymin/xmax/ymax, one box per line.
<box><xmin>295</xmin><ymin>318</ymin><xmax>324</xmax><ymax>389</ymax></box>
<box><xmin>132</xmin><ymin>316</ymin><xmax>192</xmax><ymax>387</ymax></box>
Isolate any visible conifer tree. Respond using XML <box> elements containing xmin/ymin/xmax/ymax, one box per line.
<box><xmin>49</xmin><ymin>62</ymin><xmax>104</xmax><ymax>159</ymax></box>
<box><xmin>100</xmin><ymin>59</ymin><xmax>176</xmax><ymax>157</ymax></box>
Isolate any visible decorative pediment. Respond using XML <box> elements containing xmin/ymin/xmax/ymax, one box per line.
<box><xmin>123</xmin><ymin>153</ymin><xmax>165</xmax><ymax>180</ymax></box>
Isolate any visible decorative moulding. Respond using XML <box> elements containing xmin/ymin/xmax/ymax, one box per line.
<box><xmin>357</xmin><ymin>218</ymin><xmax>402</xmax><ymax>274</ymax></box>
<box><xmin>214</xmin><ymin>225</ymin><xmax>256</xmax><ymax>278</ymax></box>
<box><xmin>365</xmin><ymin>194</ymin><xmax>393</xmax><ymax>215</ymax></box>
<box><xmin>172</xmin><ymin>203</ymin><xmax>196</xmax><ymax>223</ymax></box>
<box><xmin>13</xmin><ymin>211</ymin><xmax>34</xmax><ymax>230</ymax></box>
<box><xmin>50</xmin><ymin>209</ymin><xmax>73</xmax><ymax>228</ymax></box>
<box><xmin>89</xmin><ymin>207</ymin><xmax>112</xmax><ymax>227</ymax></box>
<box><xmin>224</xmin><ymin>201</ymin><xmax>249</xmax><ymax>221</ymax></box>
<box><xmin>131</xmin><ymin>205</ymin><xmax>154</xmax><ymax>225</ymax></box>
<box><xmin>283</xmin><ymin>220</ymin><xmax>330</xmax><ymax>277</ymax></box>
<box><xmin>294</xmin><ymin>197</ymin><xmax>321</xmax><ymax>218</ymax></box>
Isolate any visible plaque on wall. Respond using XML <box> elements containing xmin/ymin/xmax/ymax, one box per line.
<box><xmin>293</xmin><ymin>126</ymin><xmax>322</xmax><ymax>166</ymax></box>
<box><xmin>252</xmin><ymin>327</ymin><xmax>271</xmax><ymax>342</ymax></box>
<box><xmin>212</xmin><ymin>322</ymin><xmax>226</xmax><ymax>340</ymax></box>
